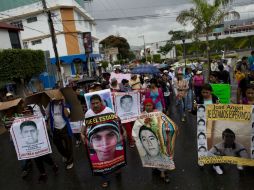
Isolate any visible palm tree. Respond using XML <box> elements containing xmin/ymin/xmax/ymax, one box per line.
<box><xmin>176</xmin><ymin>0</ymin><xmax>240</xmax><ymax>72</ymax></box>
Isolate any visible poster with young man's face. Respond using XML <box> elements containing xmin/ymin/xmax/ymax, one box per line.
<box><xmin>114</xmin><ymin>92</ymin><xmax>140</xmax><ymax>123</ymax></box>
<box><xmin>85</xmin><ymin>113</ymin><xmax>126</xmax><ymax>175</ymax></box>
<box><xmin>10</xmin><ymin>116</ymin><xmax>52</xmax><ymax>160</ymax></box>
<box><xmin>132</xmin><ymin>112</ymin><xmax>177</xmax><ymax>170</ymax></box>
<box><xmin>85</xmin><ymin>89</ymin><xmax>114</xmax><ymax>112</ymax></box>
<box><xmin>197</xmin><ymin>104</ymin><xmax>254</xmax><ymax>166</ymax></box>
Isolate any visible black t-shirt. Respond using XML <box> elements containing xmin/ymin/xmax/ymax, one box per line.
<box><xmin>239</xmin><ymin>76</ymin><xmax>254</xmax><ymax>98</ymax></box>
<box><xmin>218</xmin><ymin>70</ymin><xmax>230</xmax><ymax>84</ymax></box>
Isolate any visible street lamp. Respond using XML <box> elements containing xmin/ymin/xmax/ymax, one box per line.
<box><xmin>138</xmin><ymin>35</ymin><xmax>147</xmax><ymax>62</ymax></box>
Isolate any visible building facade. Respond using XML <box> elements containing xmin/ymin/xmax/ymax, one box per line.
<box><xmin>0</xmin><ymin>0</ymin><xmax>100</xmax><ymax>76</ymax></box>
<box><xmin>0</xmin><ymin>22</ymin><xmax>23</xmax><ymax>49</ymax></box>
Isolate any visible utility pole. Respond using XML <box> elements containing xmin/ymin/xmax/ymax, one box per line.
<box><xmin>41</xmin><ymin>0</ymin><xmax>63</xmax><ymax>87</ymax></box>
<box><xmin>138</xmin><ymin>35</ymin><xmax>147</xmax><ymax>63</ymax></box>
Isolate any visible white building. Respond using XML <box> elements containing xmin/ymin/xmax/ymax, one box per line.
<box><xmin>0</xmin><ymin>0</ymin><xmax>100</xmax><ymax>76</ymax></box>
<box><xmin>0</xmin><ymin>22</ymin><xmax>23</xmax><ymax>49</ymax></box>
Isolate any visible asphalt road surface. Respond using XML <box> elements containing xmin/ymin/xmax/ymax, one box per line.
<box><xmin>1</xmin><ymin>99</ymin><xmax>254</xmax><ymax>190</ymax></box>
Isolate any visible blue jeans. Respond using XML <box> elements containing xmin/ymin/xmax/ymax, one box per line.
<box><xmin>178</xmin><ymin>97</ymin><xmax>186</xmax><ymax>118</ymax></box>
<box><xmin>185</xmin><ymin>89</ymin><xmax>193</xmax><ymax>111</ymax></box>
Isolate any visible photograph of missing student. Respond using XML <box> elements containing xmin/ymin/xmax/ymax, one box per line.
<box><xmin>85</xmin><ymin>113</ymin><xmax>126</xmax><ymax>175</ymax></box>
<box><xmin>10</xmin><ymin>116</ymin><xmax>52</xmax><ymax>160</ymax></box>
<box><xmin>197</xmin><ymin>104</ymin><xmax>254</xmax><ymax>166</ymax></box>
<box><xmin>132</xmin><ymin>112</ymin><xmax>177</xmax><ymax>170</ymax></box>
<box><xmin>114</xmin><ymin>91</ymin><xmax>141</xmax><ymax>123</ymax></box>
<box><xmin>85</xmin><ymin>89</ymin><xmax>114</xmax><ymax>112</ymax></box>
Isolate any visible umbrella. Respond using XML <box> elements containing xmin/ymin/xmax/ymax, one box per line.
<box><xmin>131</xmin><ymin>64</ymin><xmax>160</xmax><ymax>74</ymax></box>
<box><xmin>156</xmin><ymin>63</ymin><xmax>169</xmax><ymax>69</ymax></box>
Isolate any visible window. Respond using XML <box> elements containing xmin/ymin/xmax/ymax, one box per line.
<box><xmin>31</xmin><ymin>39</ymin><xmax>42</xmax><ymax>45</ymax></box>
<box><xmin>26</xmin><ymin>16</ymin><xmax>37</xmax><ymax>23</ymax></box>
<box><xmin>23</xmin><ymin>42</ymin><xmax>28</xmax><ymax>49</ymax></box>
<box><xmin>10</xmin><ymin>20</ymin><xmax>23</xmax><ymax>29</ymax></box>
<box><xmin>8</xmin><ymin>31</ymin><xmax>21</xmax><ymax>49</ymax></box>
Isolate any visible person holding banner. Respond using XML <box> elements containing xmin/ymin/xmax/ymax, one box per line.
<box><xmin>140</xmin><ymin>98</ymin><xmax>171</xmax><ymax>183</ymax></box>
<box><xmin>242</xmin><ymin>84</ymin><xmax>254</xmax><ymax>105</ymax></box>
<box><xmin>209</xmin><ymin>128</ymin><xmax>248</xmax><ymax>175</ymax></box>
<box><xmin>46</xmin><ymin>99</ymin><xmax>74</xmax><ymax>170</ymax></box>
<box><xmin>194</xmin><ymin>84</ymin><xmax>219</xmax><ymax>108</ymax></box>
<box><xmin>145</xmin><ymin>78</ymin><xmax>165</xmax><ymax>112</ymax></box>
<box><xmin>174</xmin><ymin>70</ymin><xmax>189</xmax><ymax>122</ymax></box>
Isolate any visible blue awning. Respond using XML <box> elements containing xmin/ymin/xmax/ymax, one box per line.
<box><xmin>50</xmin><ymin>53</ymin><xmax>101</xmax><ymax>64</ymax></box>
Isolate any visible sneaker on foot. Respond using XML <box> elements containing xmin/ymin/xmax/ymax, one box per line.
<box><xmin>66</xmin><ymin>163</ymin><xmax>74</xmax><ymax>170</ymax></box>
<box><xmin>75</xmin><ymin>140</ymin><xmax>81</xmax><ymax>147</ymax></box>
<box><xmin>181</xmin><ymin>117</ymin><xmax>186</xmax><ymax>122</ymax></box>
<box><xmin>21</xmin><ymin>170</ymin><xmax>28</xmax><ymax>179</ymax></box>
<box><xmin>237</xmin><ymin>165</ymin><xmax>243</xmax><ymax>170</ymax></box>
<box><xmin>213</xmin><ymin>165</ymin><xmax>223</xmax><ymax>175</ymax></box>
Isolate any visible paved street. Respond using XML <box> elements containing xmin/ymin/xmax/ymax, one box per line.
<box><xmin>1</xmin><ymin>101</ymin><xmax>254</xmax><ymax>190</ymax></box>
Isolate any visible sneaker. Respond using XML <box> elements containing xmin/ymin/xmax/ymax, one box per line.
<box><xmin>237</xmin><ymin>165</ymin><xmax>244</xmax><ymax>170</ymax></box>
<box><xmin>181</xmin><ymin>117</ymin><xmax>186</xmax><ymax>122</ymax></box>
<box><xmin>213</xmin><ymin>165</ymin><xmax>223</xmax><ymax>175</ymax></box>
<box><xmin>66</xmin><ymin>163</ymin><xmax>74</xmax><ymax>170</ymax></box>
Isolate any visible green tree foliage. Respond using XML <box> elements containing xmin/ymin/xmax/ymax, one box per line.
<box><xmin>100</xmin><ymin>60</ymin><xmax>109</xmax><ymax>70</ymax></box>
<box><xmin>100</xmin><ymin>35</ymin><xmax>131</xmax><ymax>60</ymax></box>
<box><xmin>0</xmin><ymin>49</ymin><xmax>45</xmax><ymax>83</ymax></box>
<box><xmin>176</xmin><ymin>0</ymin><xmax>239</xmax><ymax>70</ymax></box>
<box><xmin>153</xmin><ymin>54</ymin><xmax>161</xmax><ymax>63</ymax></box>
<box><xmin>159</xmin><ymin>41</ymin><xmax>174</xmax><ymax>56</ymax></box>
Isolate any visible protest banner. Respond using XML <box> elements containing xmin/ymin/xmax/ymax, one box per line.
<box><xmin>85</xmin><ymin>113</ymin><xmax>126</xmax><ymax>175</ymax></box>
<box><xmin>110</xmin><ymin>73</ymin><xmax>131</xmax><ymax>84</ymax></box>
<box><xmin>197</xmin><ymin>104</ymin><xmax>254</xmax><ymax>166</ymax></box>
<box><xmin>211</xmin><ymin>84</ymin><xmax>231</xmax><ymax>104</ymax></box>
<box><xmin>132</xmin><ymin>112</ymin><xmax>177</xmax><ymax>170</ymax></box>
<box><xmin>114</xmin><ymin>91</ymin><xmax>141</xmax><ymax>123</ymax></box>
<box><xmin>10</xmin><ymin>116</ymin><xmax>52</xmax><ymax>160</ymax></box>
<box><xmin>85</xmin><ymin>89</ymin><xmax>114</xmax><ymax>112</ymax></box>
<box><xmin>70</xmin><ymin>121</ymin><xmax>83</xmax><ymax>133</ymax></box>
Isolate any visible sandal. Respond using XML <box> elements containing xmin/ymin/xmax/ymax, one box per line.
<box><xmin>101</xmin><ymin>181</ymin><xmax>109</xmax><ymax>188</ymax></box>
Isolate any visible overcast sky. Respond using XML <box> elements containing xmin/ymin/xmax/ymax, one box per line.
<box><xmin>84</xmin><ymin>0</ymin><xmax>254</xmax><ymax>46</ymax></box>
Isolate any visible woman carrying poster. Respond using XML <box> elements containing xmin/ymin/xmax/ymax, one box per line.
<box><xmin>145</xmin><ymin>78</ymin><xmax>165</xmax><ymax>112</ymax></box>
<box><xmin>132</xmin><ymin>99</ymin><xmax>177</xmax><ymax>183</ymax></box>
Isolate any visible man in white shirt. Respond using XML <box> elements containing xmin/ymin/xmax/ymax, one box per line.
<box><xmin>47</xmin><ymin>99</ymin><xmax>74</xmax><ymax>170</ymax></box>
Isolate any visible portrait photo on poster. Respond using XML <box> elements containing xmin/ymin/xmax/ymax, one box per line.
<box><xmin>115</xmin><ymin>92</ymin><xmax>140</xmax><ymax>122</ymax></box>
<box><xmin>85</xmin><ymin>89</ymin><xmax>114</xmax><ymax>112</ymax></box>
<box><xmin>10</xmin><ymin>117</ymin><xmax>52</xmax><ymax>160</ymax></box>
<box><xmin>197</xmin><ymin>105</ymin><xmax>206</xmax><ymax>120</ymax></box>
<box><xmin>85</xmin><ymin>113</ymin><xmax>126</xmax><ymax>175</ymax></box>
<box><xmin>196</xmin><ymin>104</ymin><xmax>254</xmax><ymax>166</ymax></box>
<box><xmin>132</xmin><ymin>112</ymin><xmax>177</xmax><ymax>170</ymax></box>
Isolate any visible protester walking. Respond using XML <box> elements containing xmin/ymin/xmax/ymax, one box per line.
<box><xmin>46</xmin><ymin>99</ymin><xmax>74</xmax><ymax>170</ymax></box>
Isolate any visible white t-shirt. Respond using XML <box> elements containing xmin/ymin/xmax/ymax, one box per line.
<box><xmin>52</xmin><ymin>104</ymin><xmax>68</xmax><ymax>129</ymax></box>
<box><xmin>85</xmin><ymin>107</ymin><xmax>113</xmax><ymax>118</ymax></box>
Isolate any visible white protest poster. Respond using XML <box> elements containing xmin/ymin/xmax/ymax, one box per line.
<box><xmin>70</xmin><ymin>121</ymin><xmax>83</xmax><ymax>133</ymax></box>
<box><xmin>10</xmin><ymin>116</ymin><xmax>52</xmax><ymax>160</ymax></box>
<box><xmin>110</xmin><ymin>73</ymin><xmax>131</xmax><ymax>84</ymax></box>
<box><xmin>114</xmin><ymin>91</ymin><xmax>140</xmax><ymax>123</ymax></box>
<box><xmin>84</xmin><ymin>89</ymin><xmax>114</xmax><ymax>112</ymax></box>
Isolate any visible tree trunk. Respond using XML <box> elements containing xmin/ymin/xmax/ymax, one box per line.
<box><xmin>206</xmin><ymin>33</ymin><xmax>211</xmax><ymax>80</ymax></box>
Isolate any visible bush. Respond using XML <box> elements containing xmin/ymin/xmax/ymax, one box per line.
<box><xmin>0</xmin><ymin>49</ymin><xmax>45</xmax><ymax>83</ymax></box>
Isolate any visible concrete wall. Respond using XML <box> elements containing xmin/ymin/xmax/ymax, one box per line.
<box><xmin>0</xmin><ymin>29</ymin><xmax>12</xmax><ymax>49</ymax></box>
